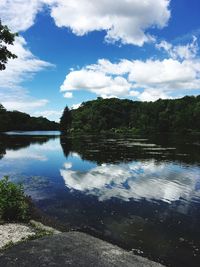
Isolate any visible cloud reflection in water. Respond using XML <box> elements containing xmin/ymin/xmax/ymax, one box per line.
<box><xmin>60</xmin><ymin>160</ymin><xmax>200</xmax><ymax>203</ymax></box>
<box><xmin>5</xmin><ymin>149</ymin><xmax>48</xmax><ymax>161</ymax></box>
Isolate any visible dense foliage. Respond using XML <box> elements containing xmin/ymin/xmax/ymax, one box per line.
<box><xmin>0</xmin><ymin>176</ymin><xmax>29</xmax><ymax>221</ymax></box>
<box><xmin>0</xmin><ymin>20</ymin><xmax>17</xmax><ymax>70</ymax></box>
<box><xmin>69</xmin><ymin>96</ymin><xmax>200</xmax><ymax>133</ymax></box>
<box><xmin>0</xmin><ymin>104</ymin><xmax>59</xmax><ymax>131</ymax></box>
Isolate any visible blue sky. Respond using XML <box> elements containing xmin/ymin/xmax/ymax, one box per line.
<box><xmin>0</xmin><ymin>0</ymin><xmax>200</xmax><ymax>121</ymax></box>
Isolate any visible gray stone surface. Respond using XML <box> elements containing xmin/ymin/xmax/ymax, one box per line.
<box><xmin>0</xmin><ymin>231</ymin><xmax>165</xmax><ymax>267</ymax></box>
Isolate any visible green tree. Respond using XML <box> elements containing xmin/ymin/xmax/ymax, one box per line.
<box><xmin>0</xmin><ymin>20</ymin><xmax>17</xmax><ymax>70</ymax></box>
<box><xmin>60</xmin><ymin>106</ymin><xmax>72</xmax><ymax>133</ymax></box>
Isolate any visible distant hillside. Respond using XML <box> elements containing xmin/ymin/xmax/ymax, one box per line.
<box><xmin>67</xmin><ymin>95</ymin><xmax>200</xmax><ymax>134</ymax></box>
<box><xmin>0</xmin><ymin>104</ymin><xmax>59</xmax><ymax>131</ymax></box>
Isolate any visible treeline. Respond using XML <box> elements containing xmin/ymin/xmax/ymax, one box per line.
<box><xmin>62</xmin><ymin>95</ymin><xmax>200</xmax><ymax>134</ymax></box>
<box><xmin>0</xmin><ymin>104</ymin><xmax>59</xmax><ymax>131</ymax></box>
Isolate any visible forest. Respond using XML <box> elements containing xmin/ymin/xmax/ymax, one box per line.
<box><xmin>61</xmin><ymin>95</ymin><xmax>200</xmax><ymax>134</ymax></box>
<box><xmin>0</xmin><ymin>104</ymin><xmax>59</xmax><ymax>131</ymax></box>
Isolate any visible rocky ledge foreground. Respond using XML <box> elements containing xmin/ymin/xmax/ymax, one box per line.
<box><xmin>0</xmin><ymin>231</ymin><xmax>165</xmax><ymax>267</ymax></box>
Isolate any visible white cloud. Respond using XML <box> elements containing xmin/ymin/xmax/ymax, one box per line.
<box><xmin>0</xmin><ymin>36</ymin><xmax>53</xmax><ymax>89</ymax></box>
<box><xmin>0</xmin><ymin>0</ymin><xmax>42</xmax><ymax>31</ymax></box>
<box><xmin>0</xmin><ymin>35</ymin><xmax>54</xmax><ymax>115</ymax></box>
<box><xmin>34</xmin><ymin>109</ymin><xmax>62</xmax><ymax>117</ymax></box>
<box><xmin>157</xmin><ymin>36</ymin><xmax>199</xmax><ymax>60</ymax></box>
<box><xmin>61</xmin><ymin>38</ymin><xmax>200</xmax><ymax>101</ymax></box>
<box><xmin>1</xmin><ymin>1</ymin><xmax>199</xmax><ymax>105</ymax></box>
<box><xmin>33</xmin><ymin>109</ymin><xmax>62</xmax><ymax>121</ymax></box>
<box><xmin>0</xmin><ymin>0</ymin><xmax>171</xmax><ymax>46</ymax></box>
<box><xmin>128</xmin><ymin>58</ymin><xmax>199</xmax><ymax>88</ymax></box>
<box><xmin>0</xmin><ymin>88</ymin><xmax>49</xmax><ymax>115</ymax></box>
<box><xmin>71</xmin><ymin>103</ymin><xmax>82</xmax><ymax>110</ymax></box>
<box><xmin>60</xmin><ymin>68</ymin><xmax>135</xmax><ymax>98</ymax></box>
<box><xmin>138</xmin><ymin>88</ymin><xmax>170</xmax><ymax>101</ymax></box>
<box><xmin>2</xmin><ymin>99</ymin><xmax>49</xmax><ymax>111</ymax></box>
<box><xmin>0</xmin><ymin>3</ymin><xmax>59</xmax><ymax>121</ymax></box>
<box><xmin>63</xmin><ymin>92</ymin><xmax>73</xmax><ymax>98</ymax></box>
<box><xmin>49</xmin><ymin>0</ymin><xmax>170</xmax><ymax>46</ymax></box>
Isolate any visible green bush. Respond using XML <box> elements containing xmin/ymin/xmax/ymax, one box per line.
<box><xmin>0</xmin><ymin>176</ymin><xmax>29</xmax><ymax>222</ymax></box>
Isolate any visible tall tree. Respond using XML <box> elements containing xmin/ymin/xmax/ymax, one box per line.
<box><xmin>60</xmin><ymin>106</ymin><xmax>72</xmax><ymax>133</ymax></box>
<box><xmin>0</xmin><ymin>20</ymin><xmax>17</xmax><ymax>70</ymax></box>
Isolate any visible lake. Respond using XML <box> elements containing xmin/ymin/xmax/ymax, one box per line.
<box><xmin>0</xmin><ymin>131</ymin><xmax>200</xmax><ymax>267</ymax></box>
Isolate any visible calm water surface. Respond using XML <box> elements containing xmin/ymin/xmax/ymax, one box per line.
<box><xmin>0</xmin><ymin>131</ymin><xmax>200</xmax><ymax>267</ymax></box>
